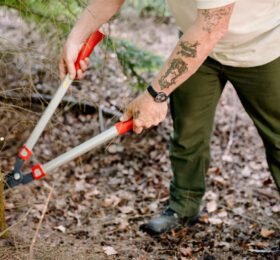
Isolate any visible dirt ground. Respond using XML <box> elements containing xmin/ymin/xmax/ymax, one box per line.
<box><xmin>0</xmin><ymin>7</ymin><xmax>279</xmax><ymax>260</ymax></box>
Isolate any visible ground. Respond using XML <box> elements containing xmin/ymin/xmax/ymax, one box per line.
<box><xmin>0</xmin><ymin>7</ymin><xmax>279</xmax><ymax>260</ymax></box>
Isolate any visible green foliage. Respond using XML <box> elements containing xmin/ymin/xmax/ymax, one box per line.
<box><xmin>0</xmin><ymin>0</ymin><xmax>85</xmax><ymax>34</ymax></box>
<box><xmin>125</xmin><ymin>0</ymin><xmax>170</xmax><ymax>17</ymax></box>
<box><xmin>104</xmin><ymin>36</ymin><xmax>163</xmax><ymax>90</ymax></box>
<box><xmin>0</xmin><ymin>0</ymin><xmax>164</xmax><ymax>89</ymax></box>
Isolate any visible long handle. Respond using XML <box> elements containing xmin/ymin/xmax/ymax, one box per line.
<box><xmin>31</xmin><ymin>120</ymin><xmax>133</xmax><ymax>179</ymax></box>
<box><xmin>19</xmin><ymin>31</ymin><xmax>105</xmax><ymax>161</ymax></box>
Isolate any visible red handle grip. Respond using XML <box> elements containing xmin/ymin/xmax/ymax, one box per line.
<box><xmin>74</xmin><ymin>30</ymin><xmax>105</xmax><ymax>71</ymax></box>
<box><xmin>115</xmin><ymin>119</ymin><xmax>133</xmax><ymax>135</ymax></box>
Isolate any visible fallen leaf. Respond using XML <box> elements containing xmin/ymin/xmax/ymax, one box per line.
<box><xmin>213</xmin><ymin>167</ymin><xmax>221</xmax><ymax>175</ymax></box>
<box><xmin>272</xmin><ymin>204</ymin><xmax>280</xmax><ymax>213</ymax></box>
<box><xmin>212</xmin><ymin>176</ymin><xmax>226</xmax><ymax>186</ymax></box>
<box><xmin>207</xmin><ymin>200</ymin><xmax>217</xmax><ymax>213</ymax></box>
<box><xmin>218</xmin><ymin>242</ymin><xmax>230</xmax><ymax>250</ymax></box>
<box><xmin>260</xmin><ymin>228</ymin><xmax>275</xmax><ymax>238</ymax></box>
<box><xmin>75</xmin><ymin>180</ymin><xmax>86</xmax><ymax>192</ymax></box>
<box><xmin>5</xmin><ymin>202</ymin><xmax>15</xmax><ymax>210</ymax></box>
<box><xmin>180</xmin><ymin>247</ymin><xmax>192</xmax><ymax>257</ymax></box>
<box><xmin>85</xmin><ymin>188</ymin><xmax>100</xmax><ymax>199</ymax></box>
<box><xmin>107</xmin><ymin>144</ymin><xmax>118</xmax><ymax>154</ymax></box>
<box><xmin>148</xmin><ymin>201</ymin><xmax>158</xmax><ymax>212</ymax></box>
<box><xmin>34</xmin><ymin>204</ymin><xmax>45</xmax><ymax>212</ymax></box>
<box><xmin>54</xmin><ymin>225</ymin><xmax>66</xmax><ymax>233</ymax></box>
<box><xmin>249</xmin><ymin>161</ymin><xmax>262</xmax><ymax>171</ymax></box>
<box><xmin>242</xmin><ymin>166</ymin><xmax>251</xmax><ymax>177</ymax></box>
<box><xmin>217</xmin><ymin>210</ymin><xmax>228</xmax><ymax>218</ymax></box>
<box><xmin>118</xmin><ymin>219</ymin><xmax>129</xmax><ymax>230</ymax></box>
<box><xmin>225</xmin><ymin>194</ymin><xmax>234</xmax><ymax>208</ymax></box>
<box><xmin>254</xmin><ymin>241</ymin><xmax>269</xmax><ymax>249</ymax></box>
<box><xmin>103</xmin><ymin>246</ymin><xmax>118</xmax><ymax>256</ymax></box>
<box><xmin>83</xmin><ymin>164</ymin><xmax>93</xmax><ymax>172</ymax></box>
<box><xmin>233</xmin><ymin>207</ymin><xmax>244</xmax><ymax>215</ymax></box>
<box><xmin>249</xmin><ymin>223</ymin><xmax>258</xmax><ymax>229</ymax></box>
<box><xmin>222</xmin><ymin>154</ymin><xmax>233</xmax><ymax>162</ymax></box>
<box><xmin>262</xmin><ymin>178</ymin><xmax>272</xmax><ymax>186</ymax></box>
<box><xmin>208</xmin><ymin>217</ymin><xmax>223</xmax><ymax>225</ymax></box>
<box><xmin>104</xmin><ymin>195</ymin><xmax>121</xmax><ymax>207</ymax></box>
<box><xmin>119</xmin><ymin>206</ymin><xmax>134</xmax><ymax>214</ymax></box>
<box><xmin>199</xmin><ymin>214</ymin><xmax>209</xmax><ymax>223</ymax></box>
<box><xmin>204</xmin><ymin>190</ymin><xmax>218</xmax><ymax>200</ymax></box>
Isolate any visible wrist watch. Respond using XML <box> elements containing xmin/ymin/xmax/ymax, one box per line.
<box><xmin>147</xmin><ymin>85</ymin><xmax>168</xmax><ymax>103</ymax></box>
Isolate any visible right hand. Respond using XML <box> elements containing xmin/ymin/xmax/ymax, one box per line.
<box><xmin>58</xmin><ymin>40</ymin><xmax>90</xmax><ymax>80</ymax></box>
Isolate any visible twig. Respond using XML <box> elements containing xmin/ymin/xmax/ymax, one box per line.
<box><xmin>0</xmin><ymin>92</ymin><xmax>123</xmax><ymax>117</ymax></box>
<box><xmin>0</xmin><ymin>207</ymin><xmax>32</xmax><ymax>237</ymax></box>
<box><xmin>98</xmin><ymin>106</ymin><xmax>105</xmax><ymax>132</ymax></box>
<box><xmin>101</xmin><ymin>106</ymin><xmax>122</xmax><ymax>119</ymax></box>
<box><xmin>28</xmin><ymin>186</ymin><xmax>54</xmax><ymax>260</ymax></box>
<box><xmin>253</xmin><ymin>188</ymin><xmax>279</xmax><ymax>200</ymax></box>
<box><xmin>249</xmin><ymin>248</ymin><xmax>280</xmax><ymax>254</ymax></box>
<box><xmin>226</xmin><ymin>206</ymin><xmax>280</xmax><ymax>230</ymax></box>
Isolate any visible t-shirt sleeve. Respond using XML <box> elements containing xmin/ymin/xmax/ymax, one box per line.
<box><xmin>196</xmin><ymin>0</ymin><xmax>237</xmax><ymax>9</ymax></box>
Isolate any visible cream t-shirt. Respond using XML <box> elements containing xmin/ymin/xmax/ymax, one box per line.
<box><xmin>167</xmin><ymin>0</ymin><xmax>280</xmax><ymax>67</ymax></box>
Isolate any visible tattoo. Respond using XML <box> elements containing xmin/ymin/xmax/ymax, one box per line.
<box><xmin>133</xmin><ymin>110</ymin><xmax>140</xmax><ymax>119</ymax></box>
<box><xmin>158</xmin><ymin>58</ymin><xmax>188</xmax><ymax>89</ymax></box>
<box><xmin>201</xmin><ymin>7</ymin><xmax>231</xmax><ymax>33</ymax></box>
<box><xmin>177</xmin><ymin>41</ymin><xmax>199</xmax><ymax>58</ymax></box>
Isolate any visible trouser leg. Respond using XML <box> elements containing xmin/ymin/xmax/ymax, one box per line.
<box><xmin>225</xmin><ymin>57</ymin><xmax>280</xmax><ymax>193</ymax></box>
<box><xmin>169</xmin><ymin>57</ymin><xmax>227</xmax><ymax>217</ymax></box>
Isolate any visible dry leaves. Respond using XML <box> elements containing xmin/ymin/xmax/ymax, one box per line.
<box><xmin>54</xmin><ymin>225</ymin><xmax>66</xmax><ymax>233</ymax></box>
<box><xmin>103</xmin><ymin>246</ymin><xmax>118</xmax><ymax>256</ymax></box>
<box><xmin>260</xmin><ymin>228</ymin><xmax>275</xmax><ymax>238</ymax></box>
<box><xmin>119</xmin><ymin>205</ymin><xmax>134</xmax><ymax>214</ymax></box>
<box><xmin>206</xmin><ymin>200</ymin><xmax>217</xmax><ymax>213</ymax></box>
<box><xmin>180</xmin><ymin>247</ymin><xmax>192</xmax><ymax>257</ymax></box>
<box><xmin>104</xmin><ymin>195</ymin><xmax>121</xmax><ymax>208</ymax></box>
<box><xmin>208</xmin><ymin>217</ymin><xmax>223</xmax><ymax>225</ymax></box>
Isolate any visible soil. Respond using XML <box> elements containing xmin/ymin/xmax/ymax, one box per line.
<box><xmin>0</xmin><ymin>7</ymin><xmax>279</xmax><ymax>260</ymax></box>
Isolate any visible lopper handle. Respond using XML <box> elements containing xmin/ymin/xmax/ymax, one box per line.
<box><xmin>74</xmin><ymin>30</ymin><xmax>105</xmax><ymax>71</ymax></box>
<box><xmin>115</xmin><ymin>119</ymin><xmax>133</xmax><ymax>135</ymax></box>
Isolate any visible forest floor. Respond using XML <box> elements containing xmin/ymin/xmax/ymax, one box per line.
<box><xmin>0</xmin><ymin>7</ymin><xmax>279</xmax><ymax>260</ymax></box>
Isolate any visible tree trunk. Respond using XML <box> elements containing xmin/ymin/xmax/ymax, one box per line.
<box><xmin>0</xmin><ymin>171</ymin><xmax>9</xmax><ymax>238</ymax></box>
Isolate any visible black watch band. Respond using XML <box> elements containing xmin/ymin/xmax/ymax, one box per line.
<box><xmin>147</xmin><ymin>85</ymin><xmax>168</xmax><ymax>103</ymax></box>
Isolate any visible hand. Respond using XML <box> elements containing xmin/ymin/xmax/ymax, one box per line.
<box><xmin>121</xmin><ymin>91</ymin><xmax>168</xmax><ymax>134</ymax></box>
<box><xmin>58</xmin><ymin>40</ymin><xmax>90</xmax><ymax>80</ymax></box>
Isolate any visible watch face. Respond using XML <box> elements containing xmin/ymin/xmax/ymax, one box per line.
<box><xmin>155</xmin><ymin>92</ymin><xmax>168</xmax><ymax>103</ymax></box>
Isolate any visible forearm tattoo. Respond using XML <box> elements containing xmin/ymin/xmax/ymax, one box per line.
<box><xmin>177</xmin><ymin>41</ymin><xmax>200</xmax><ymax>58</ymax></box>
<box><xmin>158</xmin><ymin>40</ymin><xmax>199</xmax><ymax>89</ymax></box>
<box><xmin>158</xmin><ymin>58</ymin><xmax>188</xmax><ymax>89</ymax></box>
<box><xmin>201</xmin><ymin>7</ymin><xmax>232</xmax><ymax>33</ymax></box>
<box><xmin>157</xmin><ymin>6</ymin><xmax>232</xmax><ymax>90</ymax></box>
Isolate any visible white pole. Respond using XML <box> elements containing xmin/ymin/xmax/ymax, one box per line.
<box><xmin>42</xmin><ymin>126</ymin><xmax>118</xmax><ymax>173</ymax></box>
<box><xmin>25</xmin><ymin>75</ymin><xmax>72</xmax><ymax>150</ymax></box>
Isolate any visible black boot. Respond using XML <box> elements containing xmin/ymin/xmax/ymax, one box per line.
<box><xmin>140</xmin><ymin>207</ymin><xmax>199</xmax><ymax>236</ymax></box>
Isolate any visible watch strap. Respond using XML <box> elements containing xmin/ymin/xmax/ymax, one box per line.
<box><xmin>147</xmin><ymin>85</ymin><xmax>158</xmax><ymax>98</ymax></box>
<box><xmin>147</xmin><ymin>85</ymin><xmax>168</xmax><ymax>103</ymax></box>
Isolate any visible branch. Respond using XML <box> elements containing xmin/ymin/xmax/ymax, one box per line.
<box><xmin>29</xmin><ymin>186</ymin><xmax>54</xmax><ymax>260</ymax></box>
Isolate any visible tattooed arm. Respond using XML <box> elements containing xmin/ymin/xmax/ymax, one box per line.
<box><xmin>153</xmin><ymin>3</ymin><xmax>234</xmax><ymax>94</ymax></box>
<box><xmin>122</xmin><ymin>3</ymin><xmax>234</xmax><ymax>133</ymax></box>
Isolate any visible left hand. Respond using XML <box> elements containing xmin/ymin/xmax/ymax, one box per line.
<box><xmin>120</xmin><ymin>91</ymin><xmax>168</xmax><ymax>134</ymax></box>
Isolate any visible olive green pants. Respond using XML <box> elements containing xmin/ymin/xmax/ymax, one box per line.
<box><xmin>169</xmin><ymin>56</ymin><xmax>280</xmax><ymax>217</ymax></box>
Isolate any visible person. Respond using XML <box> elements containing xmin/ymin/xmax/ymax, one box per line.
<box><xmin>59</xmin><ymin>0</ymin><xmax>280</xmax><ymax>236</ymax></box>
